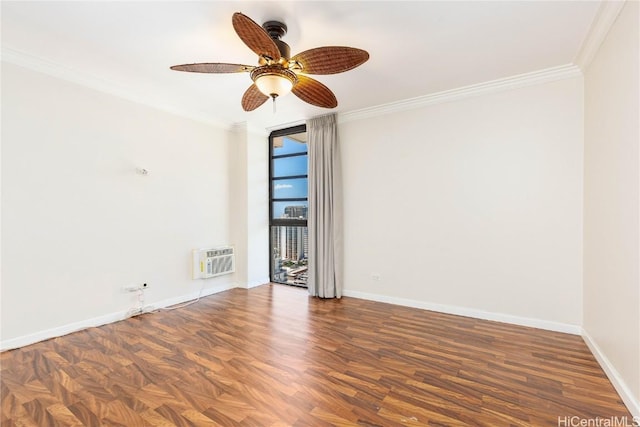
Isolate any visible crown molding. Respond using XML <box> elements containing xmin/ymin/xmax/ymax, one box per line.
<box><xmin>265</xmin><ymin>119</ymin><xmax>306</xmax><ymax>134</ymax></box>
<box><xmin>338</xmin><ymin>64</ymin><xmax>582</xmax><ymax>124</ymax></box>
<box><xmin>230</xmin><ymin>122</ymin><xmax>249</xmax><ymax>134</ymax></box>
<box><xmin>574</xmin><ymin>0</ymin><xmax>626</xmax><ymax>70</ymax></box>
<box><xmin>1</xmin><ymin>45</ymin><xmax>234</xmax><ymax>130</ymax></box>
<box><xmin>229</xmin><ymin>121</ymin><xmax>269</xmax><ymax>137</ymax></box>
<box><xmin>3</xmin><ymin>44</ymin><xmax>583</xmax><ymax>132</ymax></box>
<box><xmin>245</xmin><ymin>123</ymin><xmax>270</xmax><ymax>137</ymax></box>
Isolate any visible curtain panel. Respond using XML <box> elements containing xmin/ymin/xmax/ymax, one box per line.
<box><xmin>306</xmin><ymin>114</ymin><xmax>343</xmax><ymax>298</ymax></box>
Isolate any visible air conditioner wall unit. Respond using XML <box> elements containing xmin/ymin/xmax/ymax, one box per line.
<box><xmin>192</xmin><ymin>247</ymin><xmax>235</xmax><ymax>279</ymax></box>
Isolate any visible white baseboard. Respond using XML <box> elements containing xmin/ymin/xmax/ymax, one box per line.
<box><xmin>246</xmin><ymin>278</ymin><xmax>271</xmax><ymax>289</ymax></box>
<box><xmin>0</xmin><ymin>311</ymin><xmax>127</xmax><ymax>352</ymax></box>
<box><xmin>0</xmin><ymin>281</ymin><xmax>237</xmax><ymax>352</ymax></box>
<box><xmin>582</xmin><ymin>330</ymin><xmax>640</xmax><ymax>417</ymax></box>
<box><xmin>342</xmin><ymin>289</ymin><xmax>582</xmax><ymax>335</ymax></box>
<box><xmin>233</xmin><ymin>278</ymin><xmax>270</xmax><ymax>289</ymax></box>
<box><xmin>149</xmin><ymin>281</ymin><xmax>237</xmax><ymax>310</ymax></box>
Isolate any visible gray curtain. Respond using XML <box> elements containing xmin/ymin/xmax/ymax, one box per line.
<box><xmin>307</xmin><ymin>114</ymin><xmax>343</xmax><ymax>298</ymax></box>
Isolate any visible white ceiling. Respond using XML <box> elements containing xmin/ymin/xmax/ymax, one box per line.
<box><xmin>1</xmin><ymin>1</ymin><xmax>600</xmax><ymax>131</ymax></box>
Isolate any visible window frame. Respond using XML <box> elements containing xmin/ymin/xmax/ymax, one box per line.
<box><xmin>268</xmin><ymin>124</ymin><xmax>308</xmax><ymax>228</ymax></box>
<box><xmin>269</xmin><ymin>124</ymin><xmax>308</xmax><ymax>285</ymax></box>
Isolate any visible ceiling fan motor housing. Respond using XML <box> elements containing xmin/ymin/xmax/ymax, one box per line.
<box><xmin>263</xmin><ymin>20</ymin><xmax>290</xmax><ymax>60</ymax></box>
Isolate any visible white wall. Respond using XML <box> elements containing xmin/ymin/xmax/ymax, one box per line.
<box><xmin>229</xmin><ymin>123</ymin><xmax>270</xmax><ymax>289</ymax></box>
<box><xmin>1</xmin><ymin>62</ymin><xmax>235</xmax><ymax>348</ymax></box>
<box><xmin>340</xmin><ymin>77</ymin><xmax>584</xmax><ymax>329</ymax></box>
<box><xmin>245</xmin><ymin>129</ymin><xmax>270</xmax><ymax>287</ymax></box>
<box><xmin>583</xmin><ymin>0</ymin><xmax>640</xmax><ymax>413</ymax></box>
<box><xmin>229</xmin><ymin>126</ymin><xmax>249</xmax><ymax>287</ymax></box>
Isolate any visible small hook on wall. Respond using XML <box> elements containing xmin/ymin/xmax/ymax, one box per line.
<box><xmin>136</xmin><ymin>168</ymin><xmax>150</xmax><ymax>176</ymax></box>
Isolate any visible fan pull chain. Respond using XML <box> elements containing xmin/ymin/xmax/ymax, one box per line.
<box><xmin>272</xmin><ymin>96</ymin><xmax>277</xmax><ymax>113</ymax></box>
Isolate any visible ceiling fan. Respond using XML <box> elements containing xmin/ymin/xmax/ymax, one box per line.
<box><xmin>170</xmin><ymin>12</ymin><xmax>369</xmax><ymax>112</ymax></box>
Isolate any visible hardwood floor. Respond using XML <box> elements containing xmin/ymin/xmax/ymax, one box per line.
<box><xmin>1</xmin><ymin>284</ymin><xmax>631</xmax><ymax>426</ymax></box>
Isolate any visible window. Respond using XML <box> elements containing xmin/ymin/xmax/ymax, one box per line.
<box><xmin>269</xmin><ymin>125</ymin><xmax>308</xmax><ymax>287</ymax></box>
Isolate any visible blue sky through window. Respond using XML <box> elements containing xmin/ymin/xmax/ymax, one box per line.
<box><xmin>273</xmin><ymin>155</ymin><xmax>307</xmax><ymax>177</ymax></box>
<box><xmin>273</xmin><ymin>178</ymin><xmax>308</xmax><ymax>199</ymax></box>
<box><xmin>272</xmin><ymin>136</ymin><xmax>308</xmax><ymax>218</ymax></box>
<box><xmin>274</xmin><ymin>136</ymin><xmax>307</xmax><ymax>156</ymax></box>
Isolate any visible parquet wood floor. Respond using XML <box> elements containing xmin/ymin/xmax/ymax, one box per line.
<box><xmin>1</xmin><ymin>284</ymin><xmax>631</xmax><ymax>426</ymax></box>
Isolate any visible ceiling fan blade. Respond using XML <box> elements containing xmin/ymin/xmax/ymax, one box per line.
<box><xmin>291</xmin><ymin>46</ymin><xmax>369</xmax><ymax>75</ymax></box>
<box><xmin>291</xmin><ymin>75</ymin><xmax>337</xmax><ymax>108</ymax></box>
<box><xmin>232</xmin><ymin>12</ymin><xmax>281</xmax><ymax>61</ymax></box>
<box><xmin>170</xmin><ymin>63</ymin><xmax>254</xmax><ymax>73</ymax></box>
<box><xmin>242</xmin><ymin>84</ymin><xmax>269</xmax><ymax>111</ymax></box>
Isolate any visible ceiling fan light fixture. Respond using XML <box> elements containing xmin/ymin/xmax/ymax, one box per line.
<box><xmin>251</xmin><ymin>65</ymin><xmax>297</xmax><ymax>98</ymax></box>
